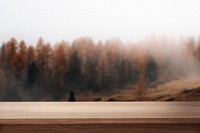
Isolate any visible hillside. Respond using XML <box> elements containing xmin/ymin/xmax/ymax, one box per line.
<box><xmin>144</xmin><ymin>75</ymin><xmax>200</xmax><ymax>101</ymax></box>
<box><xmin>68</xmin><ymin>76</ymin><xmax>200</xmax><ymax>101</ymax></box>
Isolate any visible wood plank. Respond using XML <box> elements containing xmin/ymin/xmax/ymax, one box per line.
<box><xmin>0</xmin><ymin>102</ymin><xmax>200</xmax><ymax>124</ymax></box>
<box><xmin>0</xmin><ymin>124</ymin><xmax>200</xmax><ymax>133</ymax></box>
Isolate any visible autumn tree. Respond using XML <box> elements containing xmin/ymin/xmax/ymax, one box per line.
<box><xmin>145</xmin><ymin>56</ymin><xmax>157</xmax><ymax>83</ymax></box>
<box><xmin>0</xmin><ymin>67</ymin><xmax>6</xmax><ymax>100</ymax></box>
<box><xmin>26</xmin><ymin>46</ymin><xmax>37</xmax><ymax>85</ymax></box>
<box><xmin>5</xmin><ymin>38</ymin><xmax>18</xmax><ymax>72</ymax></box>
<box><xmin>76</xmin><ymin>38</ymin><xmax>97</xmax><ymax>89</ymax></box>
<box><xmin>35</xmin><ymin>38</ymin><xmax>55</xmax><ymax>97</ymax></box>
<box><xmin>0</xmin><ymin>43</ymin><xmax>6</xmax><ymax>68</ymax></box>
<box><xmin>12</xmin><ymin>40</ymin><xmax>27</xmax><ymax>80</ymax></box>
<box><xmin>54</xmin><ymin>43</ymin><xmax>67</xmax><ymax>86</ymax></box>
<box><xmin>195</xmin><ymin>37</ymin><xmax>200</xmax><ymax>61</ymax></box>
<box><xmin>105</xmin><ymin>42</ymin><xmax>119</xmax><ymax>88</ymax></box>
<box><xmin>118</xmin><ymin>58</ymin><xmax>131</xmax><ymax>87</ymax></box>
<box><xmin>42</xmin><ymin>43</ymin><xmax>54</xmax><ymax>89</ymax></box>
<box><xmin>96</xmin><ymin>53</ymin><xmax>110</xmax><ymax>89</ymax></box>
<box><xmin>186</xmin><ymin>37</ymin><xmax>195</xmax><ymax>56</ymax></box>
<box><xmin>65</xmin><ymin>50</ymin><xmax>83</xmax><ymax>90</ymax></box>
<box><xmin>53</xmin><ymin>41</ymin><xmax>72</xmax><ymax>98</ymax></box>
<box><xmin>35</xmin><ymin>38</ymin><xmax>54</xmax><ymax>86</ymax></box>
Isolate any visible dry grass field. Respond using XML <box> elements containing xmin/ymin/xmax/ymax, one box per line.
<box><xmin>65</xmin><ymin>76</ymin><xmax>200</xmax><ymax>101</ymax></box>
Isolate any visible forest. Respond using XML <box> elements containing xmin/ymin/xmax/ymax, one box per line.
<box><xmin>0</xmin><ymin>36</ymin><xmax>200</xmax><ymax>101</ymax></box>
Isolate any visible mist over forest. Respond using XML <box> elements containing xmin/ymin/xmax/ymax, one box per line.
<box><xmin>0</xmin><ymin>36</ymin><xmax>200</xmax><ymax>101</ymax></box>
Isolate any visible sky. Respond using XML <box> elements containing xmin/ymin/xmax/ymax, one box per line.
<box><xmin>0</xmin><ymin>0</ymin><xmax>200</xmax><ymax>45</ymax></box>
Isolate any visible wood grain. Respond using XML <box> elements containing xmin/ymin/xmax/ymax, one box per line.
<box><xmin>0</xmin><ymin>102</ymin><xmax>199</xmax><ymax>133</ymax></box>
<box><xmin>0</xmin><ymin>102</ymin><xmax>200</xmax><ymax>124</ymax></box>
<box><xmin>0</xmin><ymin>124</ymin><xmax>200</xmax><ymax>133</ymax></box>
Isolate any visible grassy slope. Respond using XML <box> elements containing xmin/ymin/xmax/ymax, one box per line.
<box><xmin>97</xmin><ymin>75</ymin><xmax>200</xmax><ymax>101</ymax></box>
<box><xmin>59</xmin><ymin>76</ymin><xmax>200</xmax><ymax>101</ymax></box>
<box><xmin>144</xmin><ymin>75</ymin><xmax>200</xmax><ymax>101</ymax></box>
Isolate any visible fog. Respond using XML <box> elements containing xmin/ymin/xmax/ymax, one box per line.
<box><xmin>138</xmin><ymin>36</ymin><xmax>200</xmax><ymax>80</ymax></box>
<box><xmin>1</xmin><ymin>0</ymin><xmax>200</xmax><ymax>44</ymax></box>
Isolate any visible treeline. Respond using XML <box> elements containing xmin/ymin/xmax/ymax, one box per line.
<box><xmin>0</xmin><ymin>36</ymin><xmax>200</xmax><ymax>100</ymax></box>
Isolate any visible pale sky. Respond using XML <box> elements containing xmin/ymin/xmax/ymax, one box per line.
<box><xmin>0</xmin><ymin>0</ymin><xmax>200</xmax><ymax>45</ymax></box>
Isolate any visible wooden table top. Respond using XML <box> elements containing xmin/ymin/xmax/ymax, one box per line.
<box><xmin>0</xmin><ymin>102</ymin><xmax>200</xmax><ymax>124</ymax></box>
